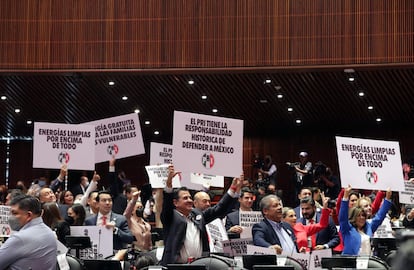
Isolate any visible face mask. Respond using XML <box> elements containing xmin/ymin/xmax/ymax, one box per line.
<box><xmin>135</xmin><ymin>208</ymin><xmax>144</xmax><ymax>218</ymax></box>
<box><xmin>8</xmin><ymin>216</ymin><xmax>23</xmax><ymax>231</ymax></box>
<box><xmin>66</xmin><ymin>216</ymin><xmax>75</xmax><ymax>225</ymax></box>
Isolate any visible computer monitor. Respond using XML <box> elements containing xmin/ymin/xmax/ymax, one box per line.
<box><xmin>321</xmin><ymin>256</ymin><xmax>357</xmax><ymax>269</ymax></box>
<box><xmin>83</xmin><ymin>259</ymin><xmax>122</xmax><ymax>270</ymax></box>
<box><xmin>242</xmin><ymin>255</ymin><xmax>277</xmax><ymax>270</ymax></box>
<box><xmin>167</xmin><ymin>264</ymin><xmax>207</xmax><ymax>270</ymax></box>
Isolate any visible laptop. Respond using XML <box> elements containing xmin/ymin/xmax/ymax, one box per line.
<box><xmin>83</xmin><ymin>259</ymin><xmax>122</xmax><ymax>270</ymax></box>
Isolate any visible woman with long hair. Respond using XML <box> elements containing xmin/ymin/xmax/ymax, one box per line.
<box><xmin>67</xmin><ymin>203</ymin><xmax>86</xmax><ymax>226</ymax></box>
<box><xmin>339</xmin><ymin>185</ymin><xmax>392</xmax><ymax>255</ymax></box>
<box><xmin>42</xmin><ymin>202</ymin><xmax>70</xmax><ymax>244</ymax></box>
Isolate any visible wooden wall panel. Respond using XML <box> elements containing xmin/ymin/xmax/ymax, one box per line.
<box><xmin>0</xmin><ymin>0</ymin><xmax>413</xmax><ymax>69</ymax></box>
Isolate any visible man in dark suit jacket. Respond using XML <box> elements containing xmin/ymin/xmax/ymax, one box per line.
<box><xmin>252</xmin><ymin>194</ymin><xmax>298</xmax><ymax>254</ymax></box>
<box><xmin>293</xmin><ymin>187</ymin><xmax>313</xmax><ymax>219</ymax></box>
<box><xmin>297</xmin><ymin>196</ymin><xmax>339</xmax><ymax>250</ymax></box>
<box><xmin>160</xmin><ymin>166</ymin><xmax>242</xmax><ymax>266</ymax></box>
<box><xmin>225</xmin><ymin>187</ymin><xmax>255</xmax><ymax>238</ymax></box>
<box><xmin>84</xmin><ymin>190</ymin><xmax>134</xmax><ymax>251</ymax></box>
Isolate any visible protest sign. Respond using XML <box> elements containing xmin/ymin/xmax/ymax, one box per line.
<box><xmin>399</xmin><ymin>181</ymin><xmax>414</xmax><ymax>204</ymax></box>
<box><xmin>190</xmin><ymin>173</ymin><xmax>224</xmax><ymax>188</ymax></box>
<box><xmin>70</xmin><ymin>226</ymin><xmax>113</xmax><ymax>259</ymax></box>
<box><xmin>309</xmin><ymin>249</ymin><xmax>332</xmax><ymax>270</ymax></box>
<box><xmin>86</xmin><ymin>113</ymin><xmax>145</xmax><ymax>163</ymax></box>
<box><xmin>172</xmin><ymin>111</ymin><xmax>243</xmax><ymax>177</ymax></box>
<box><xmin>239</xmin><ymin>211</ymin><xmax>263</xmax><ymax>239</ymax></box>
<box><xmin>222</xmin><ymin>238</ymin><xmax>253</xmax><ymax>256</ymax></box>
<box><xmin>0</xmin><ymin>206</ymin><xmax>11</xmax><ymax>236</ymax></box>
<box><xmin>246</xmin><ymin>244</ymin><xmax>276</xmax><ymax>255</ymax></box>
<box><xmin>290</xmin><ymin>252</ymin><xmax>311</xmax><ymax>270</ymax></box>
<box><xmin>33</xmin><ymin>122</ymin><xmax>95</xmax><ymax>170</ymax></box>
<box><xmin>336</xmin><ymin>136</ymin><xmax>404</xmax><ymax>191</ymax></box>
<box><xmin>145</xmin><ymin>164</ymin><xmax>181</xmax><ymax>188</ymax></box>
<box><xmin>206</xmin><ymin>218</ymin><xmax>228</xmax><ymax>253</ymax></box>
<box><xmin>150</xmin><ymin>142</ymin><xmax>173</xmax><ymax>165</ymax></box>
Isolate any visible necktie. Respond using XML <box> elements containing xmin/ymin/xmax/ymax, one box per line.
<box><xmin>102</xmin><ymin>216</ymin><xmax>107</xmax><ymax>225</ymax></box>
<box><xmin>309</xmin><ymin>219</ymin><xmax>316</xmax><ymax>248</ymax></box>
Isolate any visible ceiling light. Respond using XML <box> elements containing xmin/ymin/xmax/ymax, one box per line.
<box><xmin>144</xmin><ymin>121</ymin><xmax>150</xmax><ymax>125</ymax></box>
<box><xmin>108</xmin><ymin>81</ymin><xmax>115</xmax><ymax>86</ymax></box>
<box><xmin>26</xmin><ymin>120</ymin><xmax>32</xmax><ymax>125</ymax></box>
<box><xmin>277</xmin><ymin>94</ymin><xmax>283</xmax><ymax>99</ymax></box>
<box><xmin>14</xmin><ymin>108</ymin><xmax>21</xmax><ymax>113</ymax></box>
<box><xmin>348</xmin><ymin>77</ymin><xmax>355</xmax><ymax>82</ymax></box>
<box><xmin>358</xmin><ymin>91</ymin><xmax>365</xmax><ymax>97</ymax></box>
<box><xmin>201</xmin><ymin>95</ymin><xmax>207</xmax><ymax>100</ymax></box>
<box><xmin>154</xmin><ymin>130</ymin><xmax>160</xmax><ymax>135</ymax></box>
<box><xmin>134</xmin><ymin>109</ymin><xmax>140</xmax><ymax>114</ymax></box>
<box><xmin>265</xmin><ymin>79</ymin><xmax>272</xmax><ymax>84</ymax></box>
<box><xmin>1</xmin><ymin>96</ymin><xmax>6</xmax><ymax>100</ymax></box>
<box><xmin>122</xmin><ymin>96</ymin><xmax>128</xmax><ymax>101</ymax></box>
<box><xmin>376</xmin><ymin>118</ymin><xmax>382</xmax><ymax>122</ymax></box>
<box><xmin>259</xmin><ymin>99</ymin><xmax>268</xmax><ymax>103</ymax></box>
<box><xmin>188</xmin><ymin>80</ymin><xmax>194</xmax><ymax>85</ymax></box>
<box><xmin>295</xmin><ymin>119</ymin><xmax>302</xmax><ymax>124</ymax></box>
<box><xmin>368</xmin><ymin>105</ymin><xmax>374</xmax><ymax>110</ymax></box>
<box><xmin>287</xmin><ymin>107</ymin><xmax>293</xmax><ymax>112</ymax></box>
<box><xmin>274</xmin><ymin>86</ymin><xmax>282</xmax><ymax>90</ymax></box>
<box><xmin>212</xmin><ymin>108</ymin><xmax>218</xmax><ymax>113</ymax></box>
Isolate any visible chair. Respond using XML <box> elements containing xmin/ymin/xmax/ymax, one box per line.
<box><xmin>367</xmin><ymin>256</ymin><xmax>390</xmax><ymax>269</ymax></box>
<box><xmin>285</xmin><ymin>257</ymin><xmax>306</xmax><ymax>270</ymax></box>
<box><xmin>190</xmin><ymin>256</ymin><xmax>233</xmax><ymax>270</ymax></box>
<box><xmin>56</xmin><ymin>254</ymin><xmax>84</xmax><ymax>270</ymax></box>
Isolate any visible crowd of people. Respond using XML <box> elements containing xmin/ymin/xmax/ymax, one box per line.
<box><xmin>0</xmin><ymin>152</ymin><xmax>413</xmax><ymax>269</ymax></box>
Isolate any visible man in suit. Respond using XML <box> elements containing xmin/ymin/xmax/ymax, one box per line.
<box><xmin>298</xmin><ymin>196</ymin><xmax>339</xmax><ymax>250</ymax></box>
<box><xmin>84</xmin><ymin>190</ymin><xmax>134</xmax><ymax>251</ymax></box>
<box><xmin>160</xmin><ymin>165</ymin><xmax>242</xmax><ymax>266</ymax></box>
<box><xmin>0</xmin><ymin>195</ymin><xmax>57</xmax><ymax>270</ymax></box>
<box><xmin>293</xmin><ymin>187</ymin><xmax>313</xmax><ymax>219</ymax></box>
<box><xmin>252</xmin><ymin>194</ymin><xmax>297</xmax><ymax>254</ymax></box>
<box><xmin>71</xmin><ymin>175</ymin><xmax>89</xmax><ymax>197</ymax></box>
<box><xmin>225</xmin><ymin>187</ymin><xmax>255</xmax><ymax>238</ymax></box>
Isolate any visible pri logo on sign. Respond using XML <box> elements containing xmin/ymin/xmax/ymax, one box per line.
<box><xmin>107</xmin><ymin>144</ymin><xmax>119</xmax><ymax>156</ymax></box>
<box><xmin>202</xmin><ymin>153</ymin><xmax>215</xmax><ymax>169</ymax></box>
<box><xmin>366</xmin><ymin>170</ymin><xmax>378</xmax><ymax>184</ymax></box>
<box><xmin>58</xmin><ymin>152</ymin><xmax>70</xmax><ymax>164</ymax></box>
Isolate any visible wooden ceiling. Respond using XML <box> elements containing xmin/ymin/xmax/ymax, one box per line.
<box><xmin>1</xmin><ymin>65</ymin><xmax>414</xmax><ymax>142</ymax></box>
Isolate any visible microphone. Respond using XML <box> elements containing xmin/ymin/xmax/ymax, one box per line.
<box><xmin>307</xmin><ymin>237</ymin><xmax>312</xmax><ymax>253</ymax></box>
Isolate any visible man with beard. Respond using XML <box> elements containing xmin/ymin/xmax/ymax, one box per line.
<box><xmin>0</xmin><ymin>195</ymin><xmax>57</xmax><ymax>270</ymax></box>
<box><xmin>298</xmin><ymin>196</ymin><xmax>339</xmax><ymax>250</ymax></box>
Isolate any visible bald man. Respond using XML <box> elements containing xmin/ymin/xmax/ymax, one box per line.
<box><xmin>193</xmin><ymin>191</ymin><xmax>211</xmax><ymax>211</ymax></box>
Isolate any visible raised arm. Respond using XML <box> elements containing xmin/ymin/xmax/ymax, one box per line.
<box><xmin>79</xmin><ymin>171</ymin><xmax>100</xmax><ymax>206</ymax></box>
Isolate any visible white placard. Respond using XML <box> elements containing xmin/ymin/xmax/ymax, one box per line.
<box><xmin>190</xmin><ymin>173</ymin><xmax>224</xmax><ymax>188</ymax></box>
<box><xmin>150</xmin><ymin>142</ymin><xmax>173</xmax><ymax>165</ymax></box>
<box><xmin>33</xmin><ymin>122</ymin><xmax>95</xmax><ymax>170</ymax></box>
<box><xmin>290</xmin><ymin>252</ymin><xmax>311</xmax><ymax>270</ymax></box>
<box><xmin>172</xmin><ymin>111</ymin><xmax>243</xmax><ymax>177</ymax></box>
<box><xmin>246</xmin><ymin>244</ymin><xmax>276</xmax><ymax>255</ymax></box>
<box><xmin>85</xmin><ymin>113</ymin><xmax>145</xmax><ymax>163</ymax></box>
<box><xmin>222</xmin><ymin>238</ymin><xmax>253</xmax><ymax>256</ymax></box>
<box><xmin>309</xmin><ymin>249</ymin><xmax>332</xmax><ymax>270</ymax></box>
<box><xmin>70</xmin><ymin>226</ymin><xmax>113</xmax><ymax>259</ymax></box>
<box><xmin>399</xmin><ymin>181</ymin><xmax>414</xmax><ymax>204</ymax></box>
<box><xmin>239</xmin><ymin>211</ymin><xmax>263</xmax><ymax>239</ymax></box>
<box><xmin>0</xmin><ymin>206</ymin><xmax>11</xmax><ymax>236</ymax></box>
<box><xmin>335</xmin><ymin>136</ymin><xmax>405</xmax><ymax>191</ymax></box>
<box><xmin>206</xmin><ymin>218</ymin><xmax>229</xmax><ymax>253</ymax></box>
<box><xmin>145</xmin><ymin>164</ymin><xmax>181</xmax><ymax>188</ymax></box>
